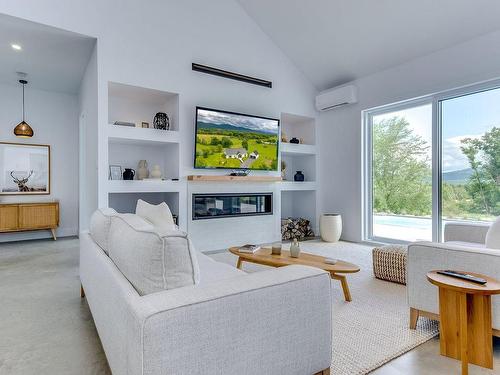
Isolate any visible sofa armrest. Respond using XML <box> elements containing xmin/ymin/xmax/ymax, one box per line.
<box><xmin>134</xmin><ymin>265</ymin><xmax>332</xmax><ymax>375</ymax></box>
<box><xmin>407</xmin><ymin>241</ymin><xmax>500</xmax><ymax>328</ymax></box>
<box><xmin>444</xmin><ymin>221</ymin><xmax>490</xmax><ymax>243</ymax></box>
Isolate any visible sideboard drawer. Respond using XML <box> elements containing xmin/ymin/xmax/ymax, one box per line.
<box><xmin>0</xmin><ymin>205</ymin><xmax>19</xmax><ymax>231</ymax></box>
<box><xmin>18</xmin><ymin>204</ymin><xmax>59</xmax><ymax>229</ymax></box>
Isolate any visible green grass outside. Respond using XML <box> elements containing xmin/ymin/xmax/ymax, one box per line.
<box><xmin>195</xmin><ymin>133</ymin><xmax>278</xmax><ymax>169</ymax></box>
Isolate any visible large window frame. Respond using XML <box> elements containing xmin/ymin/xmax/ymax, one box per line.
<box><xmin>362</xmin><ymin>79</ymin><xmax>500</xmax><ymax>243</ymax></box>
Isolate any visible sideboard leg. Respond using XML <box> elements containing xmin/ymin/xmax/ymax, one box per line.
<box><xmin>50</xmin><ymin>228</ymin><xmax>57</xmax><ymax>240</ymax></box>
<box><xmin>80</xmin><ymin>284</ymin><xmax>85</xmax><ymax>298</ymax></box>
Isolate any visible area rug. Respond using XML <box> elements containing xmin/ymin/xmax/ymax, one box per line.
<box><xmin>210</xmin><ymin>240</ymin><xmax>439</xmax><ymax>374</ymax></box>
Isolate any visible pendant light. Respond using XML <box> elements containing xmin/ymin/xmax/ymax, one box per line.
<box><xmin>14</xmin><ymin>79</ymin><xmax>34</xmax><ymax>138</ymax></box>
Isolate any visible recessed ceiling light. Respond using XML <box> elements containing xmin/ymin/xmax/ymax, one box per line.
<box><xmin>11</xmin><ymin>44</ymin><xmax>22</xmax><ymax>51</ymax></box>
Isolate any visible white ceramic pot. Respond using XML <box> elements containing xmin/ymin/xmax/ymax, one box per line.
<box><xmin>150</xmin><ymin>165</ymin><xmax>162</xmax><ymax>179</ymax></box>
<box><xmin>320</xmin><ymin>214</ymin><xmax>342</xmax><ymax>242</ymax></box>
<box><xmin>137</xmin><ymin>160</ymin><xmax>149</xmax><ymax>180</ymax></box>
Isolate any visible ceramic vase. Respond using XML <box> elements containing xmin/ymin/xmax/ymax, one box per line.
<box><xmin>150</xmin><ymin>165</ymin><xmax>162</xmax><ymax>179</ymax></box>
<box><xmin>320</xmin><ymin>214</ymin><xmax>342</xmax><ymax>242</ymax></box>
<box><xmin>123</xmin><ymin>168</ymin><xmax>135</xmax><ymax>180</ymax></box>
<box><xmin>289</xmin><ymin>238</ymin><xmax>301</xmax><ymax>258</ymax></box>
<box><xmin>137</xmin><ymin>160</ymin><xmax>149</xmax><ymax>180</ymax></box>
<box><xmin>294</xmin><ymin>171</ymin><xmax>305</xmax><ymax>182</ymax></box>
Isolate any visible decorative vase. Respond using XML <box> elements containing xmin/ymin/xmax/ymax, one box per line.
<box><xmin>153</xmin><ymin>112</ymin><xmax>169</xmax><ymax>130</ymax></box>
<box><xmin>290</xmin><ymin>137</ymin><xmax>300</xmax><ymax>144</ymax></box>
<box><xmin>294</xmin><ymin>171</ymin><xmax>305</xmax><ymax>182</ymax></box>
<box><xmin>289</xmin><ymin>238</ymin><xmax>301</xmax><ymax>258</ymax></box>
<box><xmin>150</xmin><ymin>165</ymin><xmax>162</xmax><ymax>179</ymax></box>
<box><xmin>320</xmin><ymin>214</ymin><xmax>342</xmax><ymax>242</ymax></box>
<box><xmin>137</xmin><ymin>160</ymin><xmax>149</xmax><ymax>180</ymax></box>
<box><xmin>123</xmin><ymin>168</ymin><xmax>135</xmax><ymax>180</ymax></box>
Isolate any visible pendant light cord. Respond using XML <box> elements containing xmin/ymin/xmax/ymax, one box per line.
<box><xmin>22</xmin><ymin>82</ymin><xmax>25</xmax><ymax>121</ymax></box>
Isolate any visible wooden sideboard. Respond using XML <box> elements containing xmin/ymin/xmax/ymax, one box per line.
<box><xmin>0</xmin><ymin>202</ymin><xmax>59</xmax><ymax>240</ymax></box>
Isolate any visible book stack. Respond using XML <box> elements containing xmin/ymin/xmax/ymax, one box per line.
<box><xmin>238</xmin><ymin>244</ymin><xmax>261</xmax><ymax>254</ymax></box>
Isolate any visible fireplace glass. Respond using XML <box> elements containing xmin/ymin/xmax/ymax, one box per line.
<box><xmin>193</xmin><ymin>193</ymin><xmax>272</xmax><ymax>220</ymax></box>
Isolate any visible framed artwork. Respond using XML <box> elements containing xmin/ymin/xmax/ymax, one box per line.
<box><xmin>109</xmin><ymin>165</ymin><xmax>122</xmax><ymax>180</ymax></box>
<box><xmin>0</xmin><ymin>142</ymin><xmax>50</xmax><ymax>195</ymax></box>
<box><xmin>141</xmin><ymin>122</ymin><xmax>149</xmax><ymax>128</ymax></box>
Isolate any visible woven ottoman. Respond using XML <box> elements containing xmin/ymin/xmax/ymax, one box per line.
<box><xmin>372</xmin><ymin>245</ymin><xmax>407</xmax><ymax>284</ymax></box>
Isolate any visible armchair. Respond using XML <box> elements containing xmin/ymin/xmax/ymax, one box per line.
<box><xmin>407</xmin><ymin>221</ymin><xmax>500</xmax><ymax>334</ymax></box>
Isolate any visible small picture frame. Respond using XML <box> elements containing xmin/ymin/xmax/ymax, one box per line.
<box><xmin>109</xmin><ymin>165</ymin><xmax>122</xmax><ymax>180</ymax></box>
<box><xmin>141</xmin><ymin>122</ymin><xmax>149</xmax><ymax>129</ymax></box>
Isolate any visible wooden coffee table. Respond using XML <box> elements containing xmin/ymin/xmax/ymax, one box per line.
<box><xmin>229</xmin><ymin>247</ymin><xmax>360</xmax><ymax>302</ymax></box>
<box><xmin>427</xmin><ymin>271</ymin><xmax>500</xmax><ymax>375</ymax></box>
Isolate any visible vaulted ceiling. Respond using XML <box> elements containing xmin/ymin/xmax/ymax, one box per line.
<box><xmin>237</xmin><ymin>0</ymin><xmax>500</xmax><ymax>90</ymax></box>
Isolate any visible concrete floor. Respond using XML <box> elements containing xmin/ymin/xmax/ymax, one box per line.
<box><xmin>1</xmin><ymin>238</ymin><xmax>499</xmax><ymax>375</ymax></box>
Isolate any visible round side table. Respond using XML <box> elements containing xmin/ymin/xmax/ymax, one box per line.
<box><xmin>427</xmin><ymin>270</ymin><xmax>500</xmax><ymax>375</ymax></box>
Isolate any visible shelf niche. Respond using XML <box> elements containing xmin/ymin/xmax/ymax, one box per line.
<box><xmin>108</xmin><ymin>81</ymin><xmax>179</xmax><ymax>131</ymax></box>
<box><xmin>280</xmin><ymin>113</ymin><xmax>315</xmax><ymax>146</ymax></box>
<box><xmin>108</xmin><ymin>141</ymin><xmax>179</xmax><ymax>181</ymax></box>
<box><xmin>281</xmin><ymin>190</ymin><xmax>317</xmax><ymax>233</ymax></box>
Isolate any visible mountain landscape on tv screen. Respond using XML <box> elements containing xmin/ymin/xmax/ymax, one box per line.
<box><xmin>195</xmin><ymin>109</ymin><xmax>279</xmax><ymax>170</ymax></box>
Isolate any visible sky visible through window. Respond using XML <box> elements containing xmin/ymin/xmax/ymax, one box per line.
<box><xmin>374</xmin><ymin>87</ymin><xmax>500</xmax><ymax>172</ymax></box>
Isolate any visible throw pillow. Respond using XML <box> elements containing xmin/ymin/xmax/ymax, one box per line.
<box><xmin>108</xmin><ymin>214</ymin><xmax>200</xmax><ymax>295</ymax></box>
<box><xmin>89</xmin><ymin>208</ymin><xmax>117</xmax><ymax>255</ymax></box>
<box><xmin>135</xmin><ymin>199</ymin><xmax>176</xmax><ymax>232</ymax></box>
<box><xmin>485</xmin><ymin>216</ymin><xmax>500</xmax><ymax>249</ymax></box>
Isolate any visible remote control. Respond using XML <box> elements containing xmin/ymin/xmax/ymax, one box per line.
<box><xmin>437</xmin><ymin>270</ymin><xmax>487</xmax><ymax>285</ymax></box>
<box><xmin>324</xmin><ymin>257</ymin><xmax>338</xmax><ymax>265</ymax></box>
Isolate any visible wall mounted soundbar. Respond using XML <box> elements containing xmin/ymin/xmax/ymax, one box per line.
<box><xmin>192</xmin><ymin>63</ymin><xmax>272</xmax><ymax>88</ymax></box>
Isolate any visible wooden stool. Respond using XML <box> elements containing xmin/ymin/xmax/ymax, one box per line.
<box><xmin>427</xmin><ymin>271</ymin><xmax>500</xmax><ymax>375</ymax></box>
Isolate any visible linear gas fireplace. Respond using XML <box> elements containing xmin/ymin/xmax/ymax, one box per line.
<box><xmin>192</xmin><ymin>193</ymin><xmax>273</xmax><ymax>220</ymax></box>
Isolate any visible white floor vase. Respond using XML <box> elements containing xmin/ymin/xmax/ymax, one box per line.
<box><xmin>320</xmin><ymin>214</ymin><xmax>342</xmax><ymax>242</ymax></box>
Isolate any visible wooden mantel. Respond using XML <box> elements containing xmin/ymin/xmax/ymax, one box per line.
<box><xmin>187</xmin><ymin>175</ymin><xmax>281</xmax><ymax>182</ymax></box>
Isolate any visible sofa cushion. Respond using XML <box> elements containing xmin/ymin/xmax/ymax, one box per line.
<box><xmin>485</xmin><ymin>217</ymin><xmax>500</xmax><ymax>249</ymax></box>
<box><xmin>196</xmin><ymin>252</ymin><xmax>245</xmax><ymax>285</ymax></box>
<box><xmin>136</xmin><ymin>199</ymin><xmax>176</xmax><ymax>232</ymax></box>
<box><xmin>108</xmin><ymin>214</ymin><xmax>200</xmax><ymax>295</ymax></box>
<box><xmin>89</xmin><ymin>208</ymin><xmax>117</xmax><ymax>255</ymax></box>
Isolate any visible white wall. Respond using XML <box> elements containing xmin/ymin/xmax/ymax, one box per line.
<box><xmin>78</xmin><ymin>44</ymin><xmax>98</xmax><ymax>232</ymax></box>
<box><xmin>319</xmin><ymin>30</ymin><xmax>500</xmax><ymax>242</ymax></box>
<box><xmin>0</xmin><ymin>0</ymin><xmax>318</xmax><ymax>186</ymax></box>
<box><xmin>0</xmin><ymin>82</ymin><xmax>79</xmax><ymax>241</ymax></box>
<box><xmin>0</xmin><ymin>0</ymin><xmax>319</xmax><ymax>249</ymax></box>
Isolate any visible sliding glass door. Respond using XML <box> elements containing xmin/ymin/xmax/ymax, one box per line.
<box><xmin>440</xmin><ymin>87</ymin><xmax>500</xmax><ymax>230</ymax></box>
<box><xmin>364</xmin><ymin>83</ymin><xmax>500</xmax><ymax>243</ymax></box>
<box><xmin>367</xmin><ymin>102</ymin><xmax>433</xmax><ymax>242</ymax></box>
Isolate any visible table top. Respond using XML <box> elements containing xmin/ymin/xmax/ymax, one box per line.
<box><xmin>427</xmin><ymin>270</ymin><xmax>500</xmax><ymax>295</ymax></box>
<box><xmin>229</xmin><ymin>247</ymin><xmax>360</xmax><ymax>274</ymax></box>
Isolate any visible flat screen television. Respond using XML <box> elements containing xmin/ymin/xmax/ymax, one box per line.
<box><xmin>194</xmin><ymin>107</ymin><xmax>280</xmax><ymax>170</ymax></box>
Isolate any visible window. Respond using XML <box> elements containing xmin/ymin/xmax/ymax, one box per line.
<box><xmin>364</xmin><ymin>83</ymin><xmax>500</xmax><ymax>243</ymax></box>
<box><xmin>441</xmin><ymin>88</ymin><xmax>500</xmax><ymax>226</ymax></box>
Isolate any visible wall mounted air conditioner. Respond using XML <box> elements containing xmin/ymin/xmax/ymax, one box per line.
<box><xmin>315</xmin><ymin>84</ymin><xmax>358</xmax><ymax>111</ymax></box>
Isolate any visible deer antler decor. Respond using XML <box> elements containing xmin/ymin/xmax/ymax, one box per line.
<box><xmin>10</xmin><ymin>170</ymin><xmax>34</xmax><ymax>192</ymax></box>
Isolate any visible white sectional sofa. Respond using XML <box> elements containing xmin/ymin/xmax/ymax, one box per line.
<box><xmin>80</xmin><ymin>210</ymin><xmax>332</xmax><ymax>375</ymax></box>
<box><xmin>408</xmin><ymin>221</ymin><xmax>500</xmax><ymax>332</ymax></box>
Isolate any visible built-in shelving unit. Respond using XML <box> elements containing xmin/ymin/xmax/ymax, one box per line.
<box><xmin>108</xmin><ymin>125</ymin><xmax>180</xmax><ymax>145</ymax></box>
<box><xmin>187</xmin><ymin>175</ymin><xmax>281</xmax><ymax>182</ymax></box>
<box><xmin>105</xmin><ymin>81</ymin><xmax>185</xmax><ymax>229</ymax></box>
<box><xmin>279</xmin><ymin>112</ymin><xmax>318</xmax><ymax>233</ymax></box>
<box><xmin>107</xmin><ymin>179</ymin><xmax>182</xmax><ymax>193</ymax></box>
<box><xmin>280</xmin><ymin>142</ymin><xmax>316</xmax><ymax>156</ymax></box>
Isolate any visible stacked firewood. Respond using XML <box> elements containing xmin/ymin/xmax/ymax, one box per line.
<box><xmin>281</xmin><ymin>217</ymin><xmax>314</xmax><ymax>241</ymax></box>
